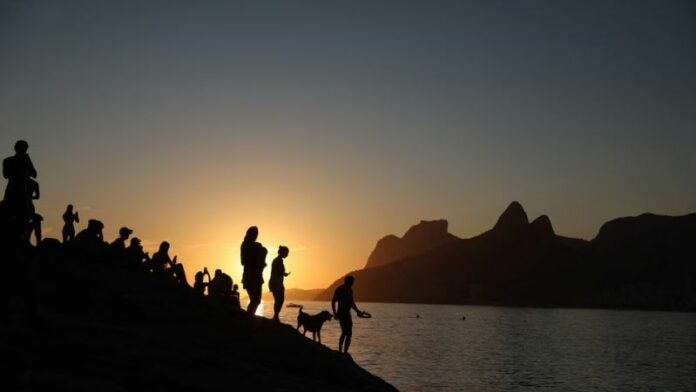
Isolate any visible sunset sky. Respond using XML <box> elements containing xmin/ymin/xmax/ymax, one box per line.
<box><xmin>1</xmin><ymin>0</ymin><xmax>695</xmax><ymax>289</ymax></box>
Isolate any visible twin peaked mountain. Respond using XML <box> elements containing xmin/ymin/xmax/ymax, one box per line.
<box><xmin>316</xmin><ymin>202</ymin><xmax>696</xmax><ymax>311</ymax></box>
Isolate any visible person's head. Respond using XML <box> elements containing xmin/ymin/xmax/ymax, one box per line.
<box><xmin>158</xmin><ymin>241</ymin><xmax>170</xmax><ymax>253</ymax></box>
<box><xmin>344</xmin><ymin>275</ymin><xmax>355</xmax><ymax>287</ymax></box>
<box><xmin>215</xmin><ymin>269</ymin><xmax>222</xmax><ymax>278</ymax></box>
<box><xmin>194</xmin><ymin>271</ymin><xmax>204</xmax><ymax>282</ymax></box>
<box><xmin>233</xmin><ymin>284</ymin><xmax>239</xmax><ymax>291</ymax></box>
<box><xmin>87</xmin><ymin>219</ymin><xmax>104</xmax><ymax>235</ymax></box>
<box><xmin>66</xmin><ymin>204</ymin><xmax>73</xmax><ymax>212</ymax></box>
<box><xmin>278</xmin><ymin>245</ymin><xmax>289</xmax><ymax>258</ymax></box>
<box><xmin>119</xmin><ymin>227</ymin><xmax>133</xmax><ymax>239</ymax></box>
<box><xmin>130</xmin><ymin>237</ymin><xmax>141</xmax><ymax>247</ymax></box>
<box><xmin>244</xmin><ymin>226</ymin><xmax>258</xmax><ymax>242</ymax></box>
<box><xmin>14</xmin><ymin>140</ymin><xmax>28</xmax><ymax>155</ymax></box>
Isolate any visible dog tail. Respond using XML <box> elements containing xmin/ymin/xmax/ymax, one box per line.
<box><xmin>297</xmin><ymin>305</ymin><xmax>304</xmax><ymax>314</ymax></box>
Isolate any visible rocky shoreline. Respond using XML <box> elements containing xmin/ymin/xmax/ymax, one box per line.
<box><xmin>2</xmin><ymin>244</ymin><xmax>397</xmax><ymax>391</ymax></box>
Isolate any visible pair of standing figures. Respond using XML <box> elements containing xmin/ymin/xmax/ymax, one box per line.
<box><xmin>240</xmin><ymin>226</ymin><xmax>289</xmax><ymax>322</ymax></box>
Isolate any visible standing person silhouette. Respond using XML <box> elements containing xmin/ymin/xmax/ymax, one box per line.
<box><xmin>241</xmin><ymin>226</ymin><xmax>267</xmax><ymax>318</ymax></box>
<box><xmin>269</xmin><ymin>246</ymin><xmax>290</xmax><ymax>322</ymax></box>
<box><xmin>62</xmin><ymin>204</ymin><xmax>79</xmax><ymax>243</ymax></box>
<box><xmin>332</xmin><ymin>275</ymin><xmax>367</xmax><ymax>355</ymax></box>
<box><xmin>2</xmin><ymin>140</ymin><xmax>37</xmax><ymax>224</ymax></box>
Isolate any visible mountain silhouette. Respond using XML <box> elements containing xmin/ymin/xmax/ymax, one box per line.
<box><xmin>316</xmin><ymin>202</ymin><xmax>696</xmax><ymax>311</ymax></box>
<box><xmin>364</xmin><ymin>219</ymin><xmax>459</xmax><ymax>269</ymax></box>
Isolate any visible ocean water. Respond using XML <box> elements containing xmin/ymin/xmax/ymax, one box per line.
<box><xmin>257</xmin><ymin>300</ymin><xmax>696</xmax><ymax>391</ymax></box>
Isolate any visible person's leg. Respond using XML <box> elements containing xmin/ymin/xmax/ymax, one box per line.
<box><xmin>344</xmin><ymin>332</ymin><xmax>352</xmax><ymax>354</ymax></box>
<box><xmin>247</xmin><ymin>284</ymin><xmax>261</xmax><ymax>316</ymax></box>
<box><xmin>245</xmin><ymin>287</ymin><xmax>254</xmax><ymax>314</ymax></box>
<box><xmin>271</xmin><ymin>290</ymin><xmax>279</xmax><ymax>321</ymax></box>
<box><xmin>274</xmin><ymin>289</ymin><xmax>284</xmax><ymax>321</ymax></box>
<box><xmin>343</xmin><ymin>318</ymin><xmax>353</xmax><ymax>354</ymax></box>
<box><xmin>34</xmin><ymin>220</ymin><xmax>42</xmax><ymax>244</ymax></box>
<box><xmin>338</xmin><ymin>333</ymin><xmax>346</xmax><ymax>353</ymax></box>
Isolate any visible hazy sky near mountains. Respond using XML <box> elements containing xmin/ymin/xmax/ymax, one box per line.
<box><xmin>2</xmin><ymin>0</ymin><xmax>695</xmax><ymax>288</ymax></box>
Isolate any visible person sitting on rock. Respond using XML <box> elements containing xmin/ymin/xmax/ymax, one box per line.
<box><xmin>72</xmin><ymin>219</ymin><xmax>106</xmax><ymax>262</ymax></box>
<box><xmin>208</xmin><ymin>269</ymin><xmax>233</xmax><ymax>302</ymax></box>
<box><xmin>125</xmin><ymin>237</ymin><xmax>148</xmax><ymax>267</ymax></box>
<box><xmin>230</xmin><ymin>284</ymin><xmax>241</xmax><ymax>308</ymax></box>
<box><xmin>193</xmin><ymin>267</ymin><xmax>211</xmax><ymax>295</ymax></box>
<box><xmin>151</xmin><ymin>241</ymin><xmax>189</xmax><ymax>287</ymax></box>
<box><xmin>109</xmin><ymin>227</ymin><xmax>133</xmax><ymax>261</ymax></box>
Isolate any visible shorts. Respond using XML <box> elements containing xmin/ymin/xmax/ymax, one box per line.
<box><xmin>338</xmin><ymin>314</ymin><xmax>353</xmax><ymax>334</ymax></box>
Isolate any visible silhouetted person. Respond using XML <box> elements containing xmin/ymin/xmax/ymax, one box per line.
<box><xmin>269</xmin><ymin>246</ymin><xmax>290</xmax><ymax>322</ymax></box>
<box><xmin>151</xmin><ymin>241</ymin><xmax>189</xmax><ymax>287</ymax></box>
<box><xmin>241</xmin><ymin>226</ymin><xmax>267</xmax><ymax>317</ymax></box>
<box><xmin>73</xmin><ymin>219</ymin><xmax>106</xmax><ymax>262</ymax></box>
<box><xmin>230</xmin><ymin>284</ymin><xmax>241</xmax><ymax>308</ymax></box>
<box><xmin>151</xmin><ymin>241</ymin><xmax>173</xmax><ymax>273</ymax></box>
<box><xmin>109</xmin><ymin>226</ymin><xmax>133</xmax><ymax>260</ymax></box>
<box><xmin>125</xmin><ymin>237</ymin><xmax>148</xmax><ymax>267</ymax></box>
<box><xmin>2</xmin><ymin>140</ymin><xmax>37</xmax><ymax>223</ymax></box>
<box><xmin>332</xmin><ymin>275</ymin><xmax>367</xmax><ymax>355</ymax></box>
<box><xmin>62</xmin><ymin>204</ymin><xmax>79</xmax><ymax>243</ymax></box>
<box><xmin>193</xmin><ymin>267</ymin><xmax>211</xmax><ymax>295</ymax></box>
<box><xmin>208</xmin><ymin>269</ymin><xmax>233</xmax><ymax>302</ymax></box>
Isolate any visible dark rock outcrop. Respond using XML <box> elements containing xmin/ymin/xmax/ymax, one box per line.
<box><xmin>3</xmin><ymin>246</ymin><xmax>397</xmax><ymax>391</ymax></box>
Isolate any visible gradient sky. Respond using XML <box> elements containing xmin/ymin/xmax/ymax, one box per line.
<box><xmin>1</xmin><ymin>0</ymin><xmax>695</xmax><ymax>289</ymax></box>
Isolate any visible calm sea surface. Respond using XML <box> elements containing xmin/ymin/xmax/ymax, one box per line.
<box><xmin>257</xmin><ymin>301</ymin><xmax>696</xmax><ymax>391</ymax></box>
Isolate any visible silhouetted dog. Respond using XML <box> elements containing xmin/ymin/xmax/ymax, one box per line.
<box><xmin>296</xmin><ymin>306</ymin><xmax>333</xmax><ymax>343</ymax></box>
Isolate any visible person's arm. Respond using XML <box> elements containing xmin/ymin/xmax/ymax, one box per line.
<box><xmin>351</xmin><ymin>292</ymin><xmax>361</xmax><ymax>314</ymax></box>
<box><xmin>28</xmin><ymin>157</ymin><xmax>37</xmax><ymax>178</ymax></box>
<box><xmin>352</xmin><ymin>301</ymin><xmax>361</xmax><ymax>314</ymax></box>
<box><xmin>331</xmin><ymin>290</ymin><xmax>338</xmax><ymax>316</ymax></box>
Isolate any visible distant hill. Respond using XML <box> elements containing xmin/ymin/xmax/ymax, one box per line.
<box><xmin>316</xmin><ymin>202</ymin><xmax>696</xmax><ymax>311</ymax></box>
<box><xmin>365</xmin><ymin>219</ymin><xmax>459</xmax><ymax>269</ymax></box>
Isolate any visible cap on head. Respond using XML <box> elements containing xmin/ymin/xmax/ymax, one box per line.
<box><xmin>130</xmin><ymin>237</ymin><xmax>141</xmax><ymax>245</ymax></box>
<box><xmin>119</xmin><ymin>227</ymin><xmax>133</xmax><ymax>237</ymax></box>
<box><xmin>14</xmin><ymin>140</ymin><xmax>28</xmax><ymax>154</ymax></box>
